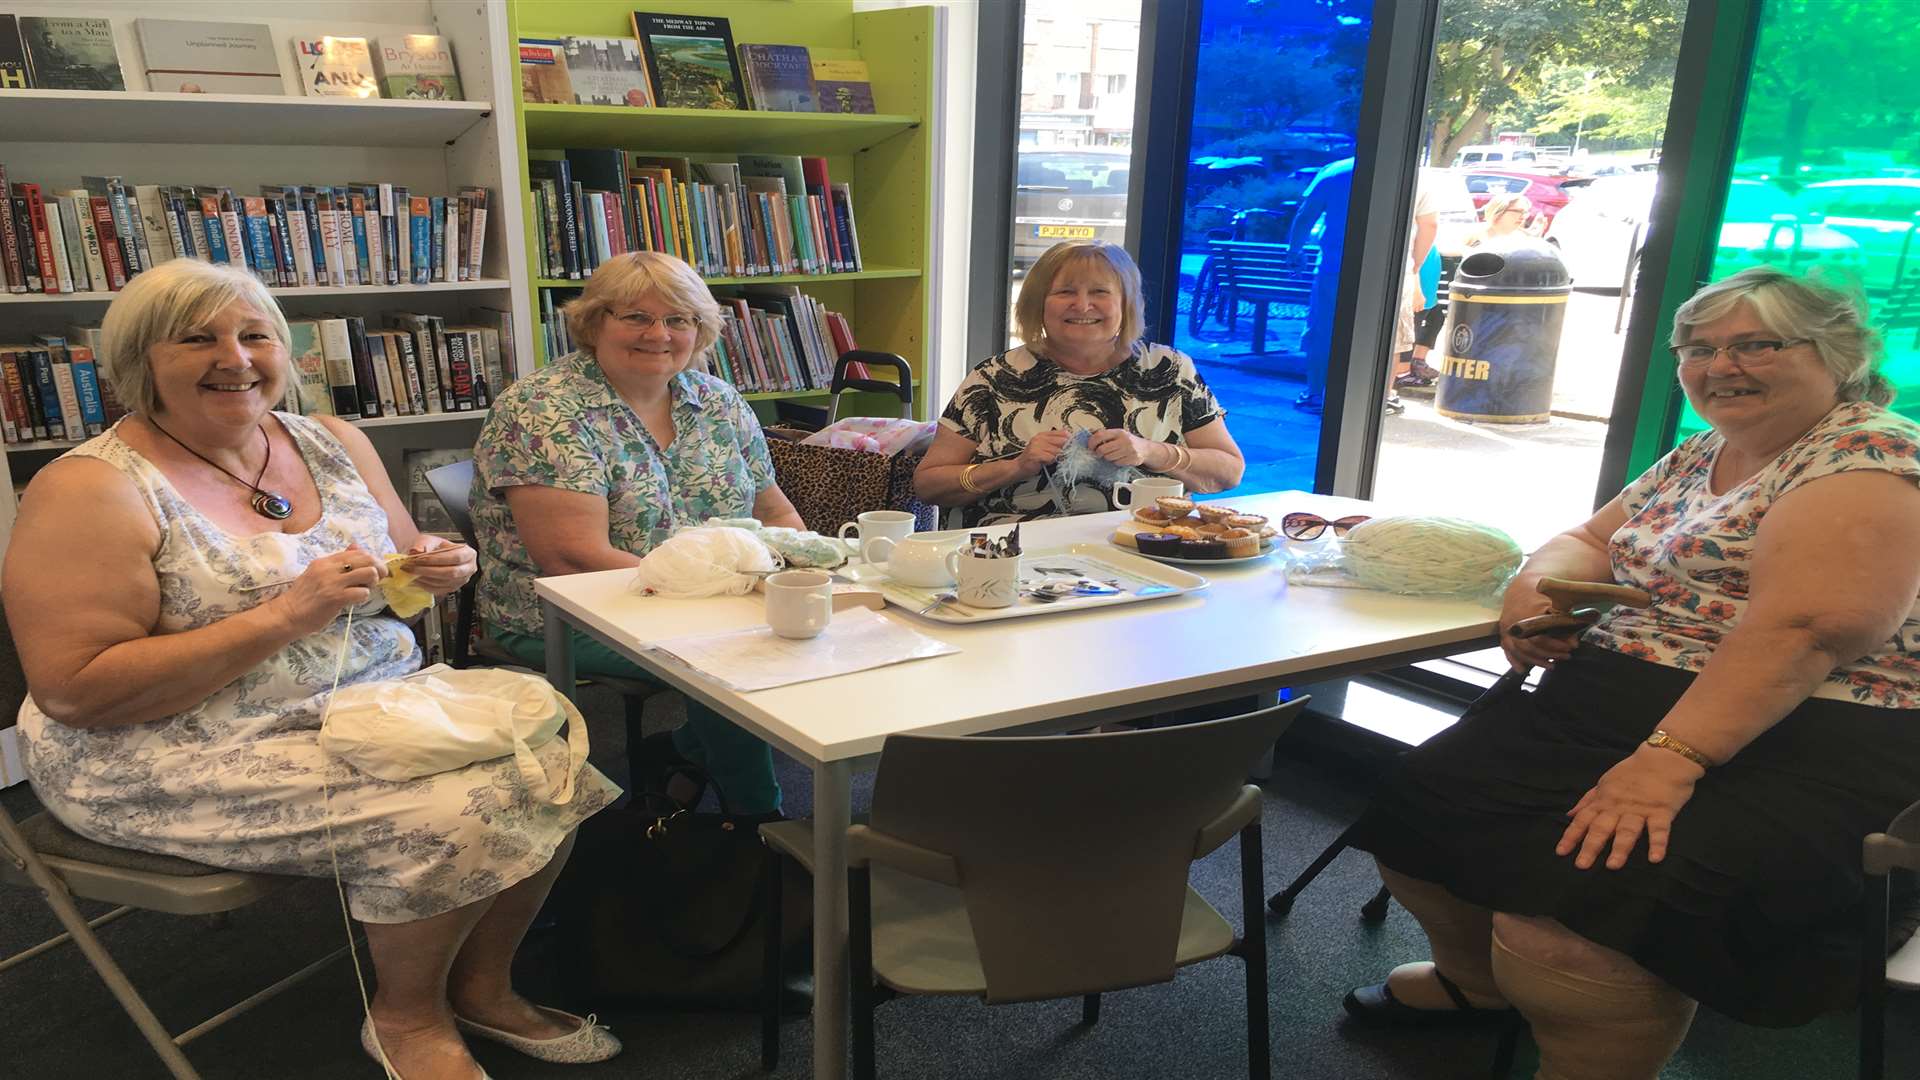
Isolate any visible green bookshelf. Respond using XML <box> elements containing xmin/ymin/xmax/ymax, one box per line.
<box><xmin>506</xmin><ymin>0</ymin><xmax>936</xmax><ymax>419</ymax></box>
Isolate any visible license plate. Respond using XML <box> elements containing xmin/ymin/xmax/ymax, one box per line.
<box><xmin>1035</xmin><ymin>225</ymin><xmax>1097</xmax><ymax>239</ymax></box>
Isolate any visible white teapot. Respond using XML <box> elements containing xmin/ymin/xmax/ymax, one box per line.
<box><xmin>866</xmin><ymin>531</ymin><xmax>968</xmax><ymax>588</ymax></box>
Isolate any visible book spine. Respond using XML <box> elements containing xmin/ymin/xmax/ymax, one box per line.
<box><xmin>71</xmin><ymin>193</ymin><xmax>108</xmax><ymax>287</ymax></box>
<box><xmin>394</xmin><ymin>331</ymin><xmax>430</xmax><ymax>416</ymax></box>
<box><xmin>466</xmin><ymin>191</ymin><xmax>487</xmax><ymax>281</ymax></box>
<box><xmin>243</xmin><ymin>203</ymin><xmax>275</xmax><ymax>283</ymax></box>
<box><xmin>101</xmin><ymin>183</ymin><xmax>138</xmax><ymax>275</ymax></box>
<box><xmin>268</xmin><ymin>195</ymin><xmax>296</xmax><ymax>284</ymax></box>
<box><xmin>0</xmin><ymin>349</ymin><xmax>17</xmax><ymax>441</ymax></box>
<box><xmin>21</xmin><ymin>187</ymin><xmax>57</xmax><ymax>293</ymax></box>
<box><xmin>66</xmin><ymin>345</ymin><xmax>107</xmax><ymax>435</ymax></box>
<box><xmin>301</xmin><ymin>192</ymin><xmax>325</xmax><ymax>282</ymax></box>
<box><xmin>218</xmin><ymin>194</ymin><xmax>246</xmax><ymax>276</ymax></box>
<box><xmin>379</xmin><ymin>183</ymin><xmax>398</xmax><ymax>285</ymax></box>
<box><xmin>287</xmin><ymin>197</ymin><xmax>316</xmax><ymax>286</ymax></box>
<box><xmin>4</xmin><ymin>353</ymin><xmax>36</xmax><ymax>440</ymax></box>
<box><xmin>317</xmin><ymin>318</ymin><xmax>361</xmax><ymax>417</ymax></box>
<box><xmin>42</xmin><ymin>202</ymin><xmax>74</xmax><ymax>294</ymax></box>
<box><xmin>429</xmin><ymin>196</ymin><xmax>447</xmax><ymax>282</ymax></box>
<box><xmin>366</xmin><ymin>331</ymin><xmax>399</xmax><ymax>415</ymax></box>
<box><xmin>10</xmin><ymin>196</ymin><xmax>41</xmax><ymax>292</ymax></box>
<box><xmin>455</xmin><ymin>191</ymin><xmax>473</xmax><ymax>281</ymax></box>
<box><xmin>49</xmin><ymin>353</ymin><xmax>84</xmax><ymax>441</ymax></box>
<box><xmin>124</xmin><ymin>196</ymin><xmax>155</xmax><ymax>274</ymax></box>
<box><xmin>445</xmin><ymin>328</ymin><xmax>475</xmax><ymax>409</ymax></box>
<box><xmin>360</xmin><ymin>188</ymin><xmax>385</xmax><ymax>285</ymax></box>
<box><xmin>475</xmin><ymin>327</ymin><xmax>503</xmax><ymax>408</ymax></box>
<box><xmin>409</xmin><ymin>198</ymin><xmax>431</xmax><ymax>285</ymax></box>
<box><xmin>0</xmin><ymin>164</ymin><xmax>22</xmax><ymax>292</ymax></box>
<box><xmin>54</xmin><ymin>198</ymin><xmax>89</xmax><ymax>291</ymax></box>
<box><xmin>556</xmin><ymin>179</ymin><xmax>581</xmax><ymax>278</ymax></box>
<box><xmin>27</xmin><ymin>349</ymin><xmax>63</xmax><ymax>439</ymax></box>
<box><xmin>159</xmin><ymin>191</ymin><xmax>190</xmax><ymax>263</ymax></box>
<box><xmin>393</xmin><ymin>189</ymin><xmax>410</xmax><ymax>285</ymax></box>
<box><xmin>87</xmin><ymin>197</ymin><xmax>126</xmax><ymax>288</ymax></box>
<box><xmin>348</xmin><ymin>195</ymin><xmax>371</xmax><ymax>286</ymax></box>
<box><xmin>344</xmin><ymin>316</ymin><xmax>382</xmax><ymax>417</ymax></box>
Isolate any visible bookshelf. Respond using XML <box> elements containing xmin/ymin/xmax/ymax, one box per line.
<box><xmin>505</xmin><ymin>0</ymin><xmax>937</xmax><ymax>420</ymax></box>
<box><xmin>0</xmin><ymin>0</ymin><xmax>536</xmax><ymax>551</ymax></box>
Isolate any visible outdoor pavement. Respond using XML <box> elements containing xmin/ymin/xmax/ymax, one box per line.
<box><xmin>1181</xmin><ymin>289</ymin><xmax>1631</xmax><ymax>548</ymax></box>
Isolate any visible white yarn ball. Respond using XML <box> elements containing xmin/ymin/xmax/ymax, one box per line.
<box><xmin>629</xmin><ymin>527</ymin><xmax>778</xmax><ymax>597</ymax></box>
<box><xmin>1340</xmin><ymin>515</ymin><xmax>1523</xmax><ymax>598</ymax></box>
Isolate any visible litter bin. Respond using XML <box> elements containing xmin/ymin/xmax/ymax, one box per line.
<box><xmin>1434</xmin><ymin>242</ymin><xmax>1571</xmax><ymax>423</ymax></box>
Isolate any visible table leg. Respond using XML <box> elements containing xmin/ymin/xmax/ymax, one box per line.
<box><xmin>541</xmin><ymin>598</ymin><xmax>575</xmax><ymax>701</ymax></box>
<box><xmin>812</xmin><ymin>758</ymin><xmax>852</xmax><ymax>1080</ymax></box>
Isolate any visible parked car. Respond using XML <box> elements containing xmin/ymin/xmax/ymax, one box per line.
<box><xmin>1012</xmin><ymin>147</ymin><xmax>1130</xmax><ymax>269</ymax></box>
<box><xmin>1798</xmin><ymin>178</ymin><xmax>1920</xmax><ymax>292</ymax></box>
<box><xmin>1547</xmin><ymin>176</ymin><xmax>1864</xmax><ymax>292</ymax></box>
<box><xmin>1450</xmin><ymin>144</ymin><xmax>1550</xmax><ymax>169</ymax></box>
<box><xmin>1456</xmin><ymin>169</ymin><xmax>1588</xmax><ymax>234</ymax></box>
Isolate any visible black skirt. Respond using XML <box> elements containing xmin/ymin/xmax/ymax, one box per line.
<box><xmin>1347</xmin><ymin>646</ymin><xmax>1920</xmax><ymax>1026</ymax></box>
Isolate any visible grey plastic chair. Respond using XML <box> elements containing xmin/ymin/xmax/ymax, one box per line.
<box><xmin>1861</xmin><ymin>798</ymin><xmax>1920</xmax><ymax>1080</ymax></box>
<box><xmin>761</xmin><ymin>698</ymin><xmax>1305</xmax><ymax>1080</ymax></box>
<box><xmin>0</xmin><ymin>599</ymin><xmax>351</xmax><ymax>1080</ymax></box>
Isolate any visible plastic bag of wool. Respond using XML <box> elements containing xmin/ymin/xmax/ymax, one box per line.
<box><xmin>1285</xmin><ymin>515</ymin><xmax>1523</xmax><ymax>601</ymax></box>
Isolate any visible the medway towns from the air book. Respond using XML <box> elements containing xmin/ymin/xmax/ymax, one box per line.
<box><xmin>631</xmin><ymin>11</ymin><xmax>746</xmax><ymax>110</ymax></box>
<box><xmin>136</xmin><ymin>19</ymin><xmax>284</xmax><ymax>95</ymax></box>
<box><xmin>294</xmin><ymin>36</ymin><xmax>378</xmax><ymax>99</ymax></box>
<box><xmin>374</xmin><ymin>34</ymin><xmax>462</xmax><ymax>101</ymax></box>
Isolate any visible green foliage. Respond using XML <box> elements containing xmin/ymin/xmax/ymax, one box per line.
<box><xmin>1424</xmin><ymin>0</ymin><xmax>1684</xmax><ymax>163</ymax></box>
<box><xmin>1739</xmin><ymin>0</ymin><xmax>1920</xmax><ymax>178</ymax></box>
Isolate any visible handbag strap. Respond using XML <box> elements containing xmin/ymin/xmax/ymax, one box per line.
<box><xmin>510</xmin><ymin>688</ymin><xmax>591</xmax><ymax>805</ymax></box>
<box><xmin>630</xmin><ymin>802</ymin><xmax>772</xmax><ymax>961</ymax></box>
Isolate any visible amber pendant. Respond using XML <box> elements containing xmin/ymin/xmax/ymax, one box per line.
<box><xmin>251</xmin><ymin>490</ymin><xmax>293</xmax><ymax>520</ymax></box>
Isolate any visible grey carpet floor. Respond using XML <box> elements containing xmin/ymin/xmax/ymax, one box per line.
<box><xmin>1</xmin><ymin>684</ymin><xmax>1910</xmax><ymax>1079</ymax></box>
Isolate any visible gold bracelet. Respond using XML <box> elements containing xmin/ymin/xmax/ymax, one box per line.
<box><xmin>1163</xmin><ymin>444</ymin><xmax>1190</xmax><ymax>474</ymax></box>
<box><xmin>959</xmin><ymin>462</ymin><xmax>987</xmax><ymax>494</ymax></box>
<box><xmin>1646</xmin><ymin>729</ymin><xmax>1716</xmax><ymax>770</ymax></box>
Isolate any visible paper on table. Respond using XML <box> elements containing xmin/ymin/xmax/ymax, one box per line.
<box><xmin>644</xmin><ymin>606</ymin><xmax>958</xmax><ymax>693</ymax></box>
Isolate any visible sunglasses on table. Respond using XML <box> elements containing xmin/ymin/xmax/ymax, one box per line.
<box><xmin>1281</xmin><ymin>512</ymin><xmax>1371</xmax><ymax>541</ymax></box>
<box><xmin>1667</xmin><ymin>338</ymin><xmax>1808</xmax><ymax>369</ymax></box>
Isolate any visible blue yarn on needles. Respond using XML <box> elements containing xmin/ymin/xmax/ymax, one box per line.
<box><xmin>1053</xmin><ymin>429</ymin><xmax>1137</xmax><ymax>493</ymax></box>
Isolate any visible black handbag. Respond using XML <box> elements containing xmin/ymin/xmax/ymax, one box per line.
<box><xmin>547</xmin><ymin>789</ymin><xmax>812</xmax><ymax>1011</ymax></box>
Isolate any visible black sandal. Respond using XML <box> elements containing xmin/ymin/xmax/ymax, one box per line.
<box><xmin>1342</xmin><ymin>968</ymin><xmax>1515</xmax><ymax>1028</ymax></box>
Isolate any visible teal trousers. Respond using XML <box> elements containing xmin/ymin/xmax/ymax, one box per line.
<box><xmin>495</xmin><ymin>628</ymin><xmax>782</xmax><ymax>815</ymax></box>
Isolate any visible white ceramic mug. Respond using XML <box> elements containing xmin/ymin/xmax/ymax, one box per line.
<box><xmin>837</xmin><ymin>509</ymin><xmax>917</xmax><ymax>564</ymax></box>
<box><xmin>866</xmin><ymin>532</ymin><xmax>966</xmax><ymax>588</ymax></box>
<box><xmin>944</xmin><ymin>550</ymin><xmax>1021</xmax><ymax>609</ymax></box>
<box><xmin>1113</xmin><ymin>475</ymin><xmax>1185</xmax><ymax>508</ymax></box>
<box><xmin>764</xmin><ymin>570</ymin><xmax>833</xmax><ymax>640</ymax></box>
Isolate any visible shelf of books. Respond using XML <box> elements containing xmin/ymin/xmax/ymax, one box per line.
<box><xmin>0</xmin><ymin>0</ymin><xmax>535</xmax><ymax>548</ymax></box>
<box><xmin>508</xmin><ymin>0</ymin><xmax>936</xmax><ymax>420</ymax></box>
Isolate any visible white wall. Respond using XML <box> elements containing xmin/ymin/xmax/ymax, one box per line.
<box><xmin>856</xmin><ymin>0</ymin><xmax>978</xmax><ymax>410</ymax></box>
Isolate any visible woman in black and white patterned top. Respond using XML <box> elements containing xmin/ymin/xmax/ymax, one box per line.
<box><xmin>916</xmin><ymin>241</ymin><xmax>1245</xmax><ymax>527</ymax></box>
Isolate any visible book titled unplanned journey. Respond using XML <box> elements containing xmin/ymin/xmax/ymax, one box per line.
<box><xmin>374</xmin><ymin>34</ymin><xmax>462</xmax><ymax>101</ymax></box>
<box><xmin>21</xmin><ymin>17</ymin><xmax>125</xmax><ymax>91</ymax></box>
<box><xmin>135</xmin><ymin>19</ymin><xmax>285</xmax><ymax>95</ymax></box>
<box><xmin>631</xmin><ymin>11</ymin><xmax>747</xmax><ymax>110</ymax></box>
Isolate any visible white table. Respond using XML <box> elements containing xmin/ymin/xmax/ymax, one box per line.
<box><xmin>535</xmin><ymin>491</ymin><xmax>1499</xmax><ymax>1079</ymax></box>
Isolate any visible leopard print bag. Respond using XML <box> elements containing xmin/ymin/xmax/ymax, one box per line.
<box><xmin>766</xmin><ymin>434</ymin><xmax>939</xmax><ymax>536</ymax></box>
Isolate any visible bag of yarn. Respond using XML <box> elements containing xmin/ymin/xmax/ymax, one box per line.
<box><xmin>630</xmin><ymin>526</ymin><xmax>779</xmax><ymax>597</ymax></box>
<box><xmin>1335</xmin><ymin>515</ymin><xmax>1523</xmax><ymax>599</ymax></box>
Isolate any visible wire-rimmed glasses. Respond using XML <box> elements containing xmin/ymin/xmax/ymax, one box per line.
<box><xmin>1667</xmin><ymin>338</ymin><xmax>1809</xmax><ymax>369</ymax></box>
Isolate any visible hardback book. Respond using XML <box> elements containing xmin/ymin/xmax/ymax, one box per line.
<box><xmin>136</xmin><ymin>20</ymin><xmax>284</xmax><ymax>95</ymax></box>
<box><xmin>811</xmin><ymin>56</ymin><xmax>876</xmax><ymax>114</ymax></box>
<box><xmin>562</xmin><ymin>36</ymin><xmax>651</xmax><ymax>107</ymax></box>
<box><xmin>0</xmin><ymin>16</ymin><xmax>30</xmax><ymax>90</ymax></box>
<box><xmin>518</xmin><ymin>38</ymin><xmax>574</xmax><ymax>104</ymax></box>
<box><xmin>284</xmin><ymin>320</ymin><xmax>332</xmax><ymax>416</ymax></box>
<box><xmin>373</xmin><ymin>34</ymin><xmax>461</xmax><ymax>101</ymax></box>
<box><xmin>293</xmin><ymin>36</ymin><xmax>378</xmax><ymax>98</ymax></box>
<box><xmin>20</xmin><ymin>17</ymin><xmax>125</xmax><ymax>91</ymax></box>
<box><xmin>631</xmin><ymin>11</ymin><xmax>747</xmax><ymax>110</ymax></box>
<box><xmin>738</xmin><ymin>44</ymin><xmax>812</xmax><ymax>112</ymax></box>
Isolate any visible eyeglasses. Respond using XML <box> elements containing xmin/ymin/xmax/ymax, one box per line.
<box><xmin>1667</xmin><ymin>338</ymin><xmax>1809</xmax><ymax>369</ymax></box>
<box><xmin>1281</xmin><ymin>512</ymin><xmax>1371</xmax><ymax>541</ymax></box>
<box><xmin>612</xmin><ymin>310</ymin><xmax>697</xmax><ymax>332</ymax></box>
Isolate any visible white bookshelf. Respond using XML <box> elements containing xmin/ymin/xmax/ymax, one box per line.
<box><xmin>0</xmin><ymin>0</ymin><xmax>531</xmax><ymax>555</ymax></box>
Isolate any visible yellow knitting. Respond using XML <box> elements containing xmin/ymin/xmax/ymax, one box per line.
<box><xmin>380</xmin><ymin>552</ymin><xmax>435</xmax><ymax>618</ymax></box>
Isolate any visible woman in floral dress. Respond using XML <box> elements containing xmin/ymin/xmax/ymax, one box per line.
<box><xmin>5</xmin><ymin>259</ymin><xmax>622</xmax><ymax>1080</ymax></box>
<box><xmin>1343</xmin><ymin>267</ymin><xmax>1920</xmax><ymax>1080</ymax></box>
<box><xmin>471</xmin><ymin>251</ymin><xmax>804</xmax><ymax>817</ymax></box>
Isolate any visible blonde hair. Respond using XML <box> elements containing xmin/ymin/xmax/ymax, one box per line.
<box><xmin>1671</xmin><ymin>266</ymin><xmax>1890</xmax><ymax>405</ymax></box>
<box><xmin>563</xmin><ymin>251</ymin><xmax>722</xmax><ymax>359</ymax></box>
<box><xmin>1013</xmin><ymin>240</ymin><xmax>1147</xmax><ymax>353</ymax></box>
<box><xmin>98</xmin><ymin>258</ymin><xmax>291</xmax><ymax>415</ymax></box>
<box><xmin>1482</xmin><ymin>193</ymin><xmax>1533</xmax><ymax>224</ymax></box>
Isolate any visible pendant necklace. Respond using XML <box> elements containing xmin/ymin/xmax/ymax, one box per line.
<box><xmin>147</xmin><ymin>419</ymin><xmax>294</xmax><ymax>520</ymax></box>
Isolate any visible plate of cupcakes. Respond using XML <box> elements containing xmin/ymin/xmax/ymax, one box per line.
<box><xmin>1110</xmin><ymin>496</ymin><xmax>1279</xmax><ymax>565</ymax></box>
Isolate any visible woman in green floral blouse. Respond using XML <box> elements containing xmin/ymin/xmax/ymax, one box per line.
<box><xmin>471</xmin><ymin>252</ymin><xmax>804</xmax><ymax>815</ymax></box>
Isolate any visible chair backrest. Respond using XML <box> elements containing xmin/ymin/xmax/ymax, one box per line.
<box><xmin>425</xmin><ymin>459</ymin><xmax>479</xmax><ymax>548</ymax></box>
<box><xmin>867</xmin><ymin>700</ymin><xmax>1302</xmax><ymax>1002</ymax></box>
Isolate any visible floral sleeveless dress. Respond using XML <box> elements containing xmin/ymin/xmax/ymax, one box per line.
<box><xmin>16</xmin><ymin>414</ymin><xmax>618</xmax><ymax>923</ymax></box>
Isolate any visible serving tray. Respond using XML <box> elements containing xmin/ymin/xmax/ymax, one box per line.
<box><xmin>849</xmin><ymin>543</ymin><xmax>1208</xmax><ymax>623</ymax></box>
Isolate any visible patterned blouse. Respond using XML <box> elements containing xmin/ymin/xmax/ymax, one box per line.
<box><xmin>1587</xmin><ymin>400</ymin><xmax>1920</xmax><ymax>707</ymax></box>
<box><xmin>472</xmin><ymin>351</ymin><xmax>777</xmax><ymax>637</ymax></box>
<box><xmin>938</xmin><ymin>342</ymin><xmax>1225</xmax><ymax>527</ymax></box>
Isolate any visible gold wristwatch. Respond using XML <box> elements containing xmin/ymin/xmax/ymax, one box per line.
<box><xmin>1646</xmin><ymin>729</ymin><xmax>1716</xmax><ymax>770</ymax></box>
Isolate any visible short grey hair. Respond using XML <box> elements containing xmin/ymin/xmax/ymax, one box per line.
<box><xmin>98</xmin><ymin>258</ymin><xmax>291</xmax><ymax>415</ymax></box>
<box><xmin>1672</xmin><ymin>265</ymin><xmax>1890</xmax><ymax>406</ymax></box>
<box><xmin>562</xmin><ymin>251</ymin><xmax>723</xmax><ymax>359</ymax></box>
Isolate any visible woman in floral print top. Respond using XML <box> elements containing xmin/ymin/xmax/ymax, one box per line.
<box><xmin>471</xmin><ymin>252</ymin><xmax>804</xmax><ymax>816</ymax></box>
<box><xmin>1345</xmin><ymin>267</ymin><xmax>1920</xmax><ymax>1078</ymax></box>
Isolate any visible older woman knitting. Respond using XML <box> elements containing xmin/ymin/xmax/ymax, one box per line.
<box><xmin>915</xmin><ymin>240</ymin><xmax>1245</xmax><ymax>527</ymax></box>
<box><xmin>1343</xmin><ymin>266</ymin><xmax>1920</xmax><ymax>1080</ymax></box>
